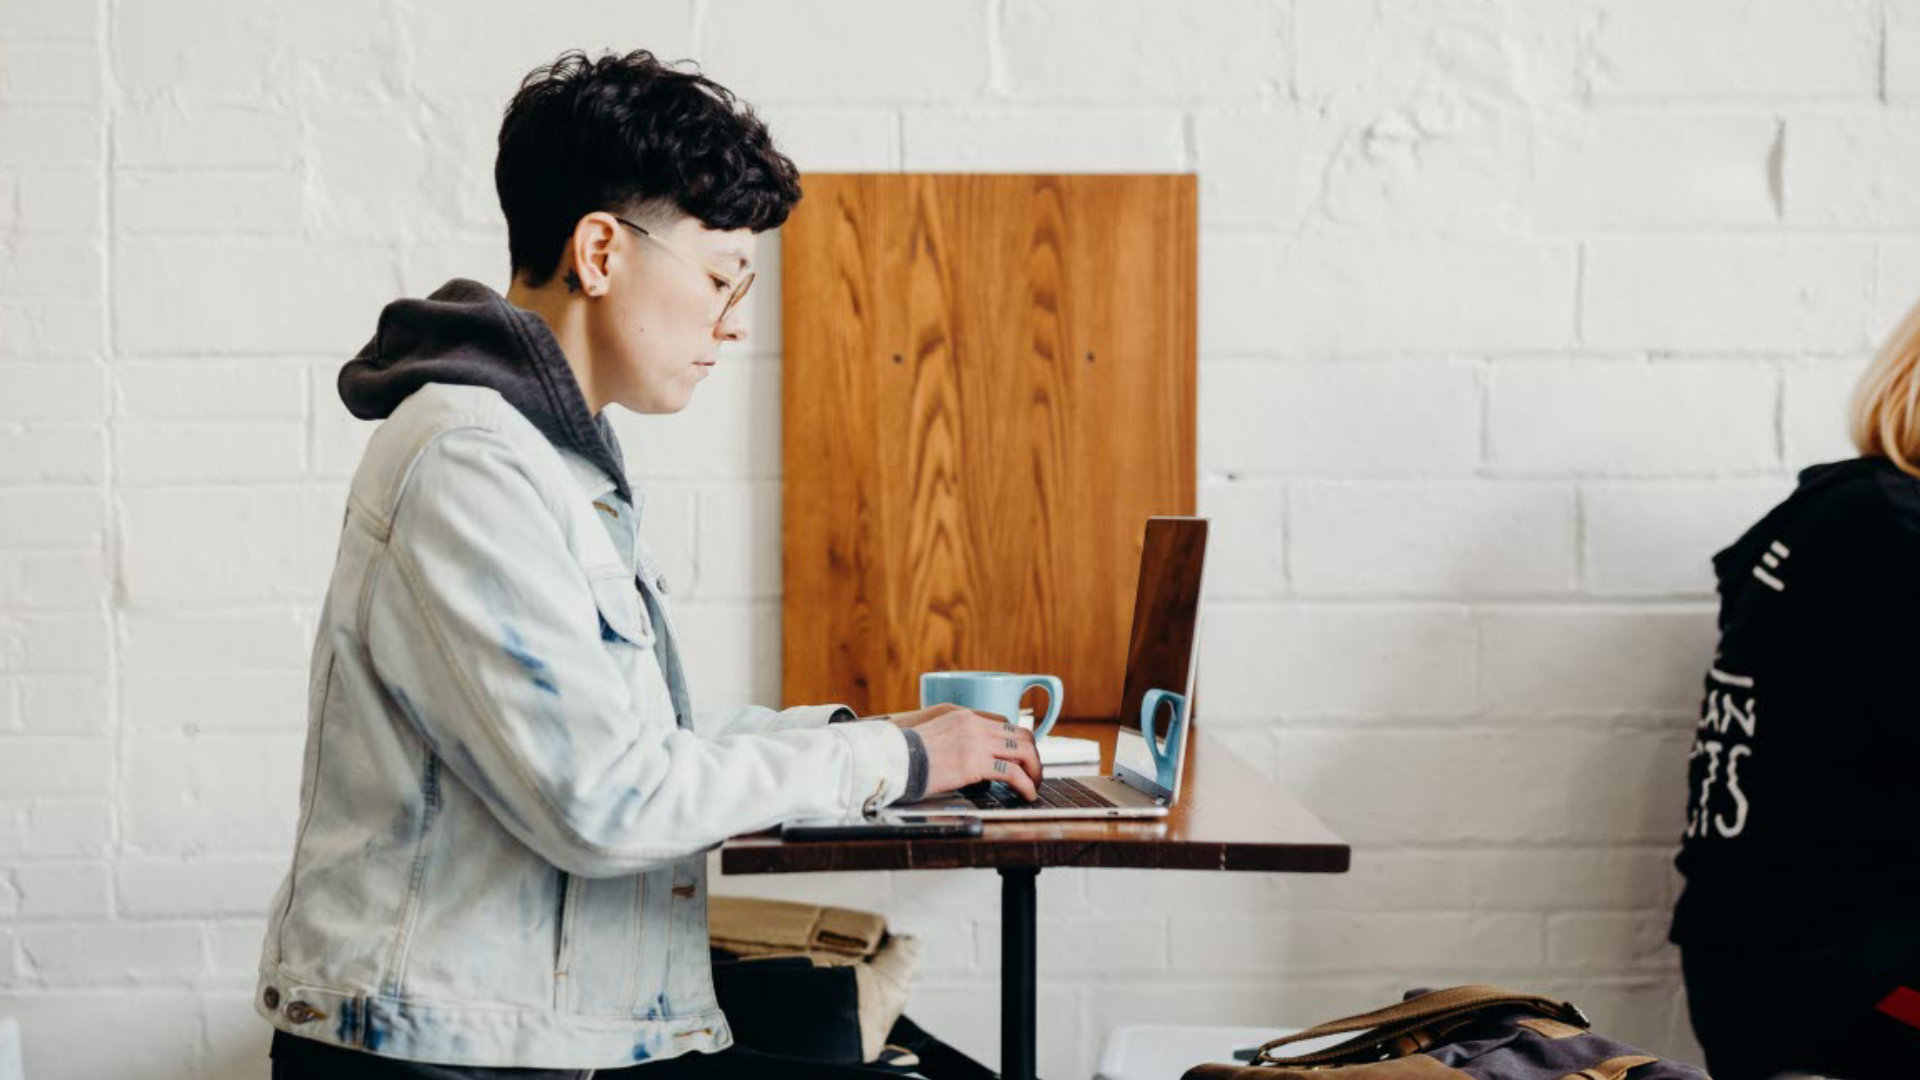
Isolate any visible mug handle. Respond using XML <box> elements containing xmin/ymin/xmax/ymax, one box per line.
<box><xmin>1018</xmin><ymin>676</ymin><xmax>1064</xmax><ymax>738</ymax></box>
<box><xmin>1139</xmin><ymin>689</ymin><xmax>1188</xmax><ymax>789</ymax></box>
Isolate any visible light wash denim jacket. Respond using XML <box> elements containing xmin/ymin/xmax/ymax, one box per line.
<box><xmin>254</xmin><ymin>383</ymin><xmax>915</xmax><ymax>1069</ymax></box>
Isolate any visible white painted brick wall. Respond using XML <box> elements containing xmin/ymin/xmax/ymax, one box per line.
<box><xmin>1581</xmin><ymin>239</ymin><xmax>1875</xmax><ymax>352</ymax></box>
<box><xmin>1588</xmin><ymin>0</ymin><xmax>1880</xmax><ymax>99</ymax></box>
<box><xmin>1533</xmin><ymin>112</ymin><xmax>1780</xmax><ymax>231</ymax></box>
<box><xmin>4</xmin><ymin>1</ymin><xmax>1902</xmax><ymax>1076</ymax></box>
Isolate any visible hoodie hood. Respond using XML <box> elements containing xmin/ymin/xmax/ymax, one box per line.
<box><xmin>339</xmin><ymin>278</ymin><xmax>631</xmax><ymax>502</ymax></box>
<box><xmin>1709</xmin><ymin>455</ymin><xmax>1917</xmax><ymax>600</ymax></box>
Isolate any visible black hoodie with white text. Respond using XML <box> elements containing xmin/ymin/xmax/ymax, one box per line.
<box><xmin>1670</xmin><ymin>456</ymin><xmax>1920</xmax><ymax>953</ymax></box>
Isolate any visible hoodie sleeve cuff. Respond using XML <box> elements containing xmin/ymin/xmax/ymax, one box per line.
<box><xmin>833</xmin><ymin>714</ymin><xmax>929</xmax><ymax>799</ymax></box>
<box><xmin>832</xmin><ymin>710</ymin><xmax>926</xmax><ymax>803</ymax></box>
<box><xmin>898</xmin><ymin>727</ymin><xmax>929</xmax><ymax>804</ymax></box>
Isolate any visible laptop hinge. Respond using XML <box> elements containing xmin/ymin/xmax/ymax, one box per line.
<box><xmin>1111</xmin><ymin>764</ymin><xmax>1172</xmax><ymax>805</ymax></box>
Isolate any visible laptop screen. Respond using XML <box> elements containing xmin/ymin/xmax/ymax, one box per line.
<box><xmin>1111</xmin><ymin>517</ymin><xmax>1208</xmax><ymax>803</ymax></box>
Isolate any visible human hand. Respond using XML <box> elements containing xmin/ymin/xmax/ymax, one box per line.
<box><xmin>911</xmin><ymin>707</ymin><xmax>1043</xmax><ymax>801</ymax></box>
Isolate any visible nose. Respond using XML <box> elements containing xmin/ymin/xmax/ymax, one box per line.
<box><xmin>715</xmin><ymin>304</ymin><xmax>749</xmax><ymax>344</ymax></box>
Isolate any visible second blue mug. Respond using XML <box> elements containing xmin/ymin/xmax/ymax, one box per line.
<box><xmin>919</xmin><ymin>671</ymin><xmax>1064</xmax><ymax>738</ymax></box>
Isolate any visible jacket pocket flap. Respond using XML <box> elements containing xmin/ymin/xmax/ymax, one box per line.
<box><xmin>589</xmin><ymin>573</ymin><xmax>655</xmax><ymax>648</ymax></box>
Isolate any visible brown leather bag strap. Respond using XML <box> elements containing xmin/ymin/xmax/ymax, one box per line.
<box><xmin>1564</xmin><ymin>1055</ymin><xmax>1658</xmax><ymax>1080</ymax></box>
<box><xmin>1254</xmin><ymin>986</ymin><xmax>1589</xmax><ymax>1067</ymax></box>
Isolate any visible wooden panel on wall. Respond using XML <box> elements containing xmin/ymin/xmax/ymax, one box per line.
<box><xmin>782</xmin><ymin>173</ymin><xmax>1196</xmax><ymax>721</ymax></box>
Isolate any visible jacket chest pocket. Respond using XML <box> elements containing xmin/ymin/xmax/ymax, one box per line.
<box><xmin>588</xmin><ymin>572</ymin><xmax>654</xmax><ymax>651</ymax></box>
<box><xmin>587</xmin><ymin>570</ymin><xmax>679</xmax><ymax>736</ymax></box>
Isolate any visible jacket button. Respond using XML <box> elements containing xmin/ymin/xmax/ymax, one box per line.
<box><xmin>285</xmin><ymin>1001</ymin><xmax>322</xmax><ymax>1024</ymax></box>
<box><xmin>262</xmin><ymin>987</ymin><xmax>280</xmax><ymax>1010</ymax></box>
<box><xmin>655</xmin><ymin>575</ymin><xmax>669</xmax><ymax>595</ymax></box>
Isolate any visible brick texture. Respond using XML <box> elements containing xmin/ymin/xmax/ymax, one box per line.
<box><xmin>12</xmin><ymin>0</ymin><xmax>1903</xmax><ymax>1074</ymax></box>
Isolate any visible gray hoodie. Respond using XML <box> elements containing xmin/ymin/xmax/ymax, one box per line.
<box><xmin>340</xmin><ymin>277</ymin><xmax>633</xmax><ymax>505</ymax></box>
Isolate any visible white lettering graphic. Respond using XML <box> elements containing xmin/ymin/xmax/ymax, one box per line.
<box><xmin>1751</xmin><ymin>537</ymin><xmax>1790</xmax><ymax>592</ymax></box>
<box><xmin>1687</xmin><ymin>663</ymin><xmax>1758</xmax><ymax>844</ymax></box>
<box><xmin>1719</xmin><ymin>692</ymin><xmax>1756</xmax><ymax>739</ymax></box>
<box><xmin>1689</xmin><ymin>739</ymin><xmax>1723</xmax><ymax>839</ymax></box>
<box><xmin>1714</xmin><ymin>744</ymin><xmax>1751</xmax><ymax>838</ymax></box>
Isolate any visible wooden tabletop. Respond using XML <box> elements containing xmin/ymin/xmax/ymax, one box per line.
<box><xmin>721</xmin><ymin>720</ymin><xmax>1351</xmax><ymax>875</ymax></box>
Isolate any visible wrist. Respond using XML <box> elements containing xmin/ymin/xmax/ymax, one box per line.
<box><xmin>898</xmin><ymin>727</ymin><xmax>929</xmax><ymax>802</ymax></box>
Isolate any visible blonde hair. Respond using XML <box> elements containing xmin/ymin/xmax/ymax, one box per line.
<box><xmin>1851</xmin><ymin>295</ymin><xmax>1920</xmax><ymax>478</ymax></box>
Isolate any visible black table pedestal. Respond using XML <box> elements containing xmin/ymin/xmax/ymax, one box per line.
<box><xmin>998</xmin><ymin>866</ymin><xmax>1039</xmax><ymax>1080</ymax></box>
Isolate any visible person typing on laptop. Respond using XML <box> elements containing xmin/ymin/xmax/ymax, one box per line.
<box><xmin>256</xmin><ymin>48</ymin><xmax>1039</xmax><ymax>1080</ymax></box>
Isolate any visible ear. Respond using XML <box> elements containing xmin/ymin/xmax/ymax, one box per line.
<box><xmin>567</xmin><ymin>212</ymin><xmax>621</xmax><ymax>297</ymax></box>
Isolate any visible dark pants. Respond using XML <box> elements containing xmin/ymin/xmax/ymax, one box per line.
<box><xmin>270</xmin><ymin>1022</ymin><xmax>989</xmax><ymax>1080</ymax></box>
<box><xmin>1681</xmin><ymin>940</ymin><xmax>1920</xmax><ymax>1080</ymax></box>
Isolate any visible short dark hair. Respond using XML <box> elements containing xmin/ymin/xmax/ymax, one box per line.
<box><xmin>495</xmin><ymin>49</ymin><xmax>802</xmax><ymax>288</ymax></box>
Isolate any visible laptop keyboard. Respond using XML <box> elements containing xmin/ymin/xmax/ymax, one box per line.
<box><xmin>962</xmin><ymin>777</ymin><xmax>1119</xmax><ymax>810</ymax></box>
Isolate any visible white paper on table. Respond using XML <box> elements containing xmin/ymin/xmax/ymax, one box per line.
<box><xmin>1016</xmin><ymin>707</ymin><xmax>1101</xmax><ymax>767</ymax></box>
<box><xmin>1036</xmin><ymin>736</ymin><xmax>1099</xmax><ymax>766</ymax></box>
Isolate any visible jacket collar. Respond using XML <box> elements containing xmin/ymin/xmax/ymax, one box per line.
<box><xmin>559</xmin><ymin>446</ymin><xmax>644</xmax><ymax>519</ymax></box>
<box><xmin>340</xmin><ymin>278</ymin><xmax>635</xmax><ymax>505</ymax></box>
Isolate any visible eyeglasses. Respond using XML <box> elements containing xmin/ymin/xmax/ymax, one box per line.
<box><xmin>611</xmin><ymin>215</ymin><xmax>756</xmax><ymax>330</ymax></box>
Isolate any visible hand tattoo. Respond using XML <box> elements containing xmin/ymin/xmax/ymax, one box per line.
<box><xmin>993</xmin><ymin>760</ymin><xmax>1009</xmax><ymax>775</ymax></box>
<box><xmin>1004</xmin><ymin>739</ymin><xmax>1018</xmax><ymax>751</ymax></box>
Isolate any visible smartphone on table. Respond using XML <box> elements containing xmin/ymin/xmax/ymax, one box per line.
<box><xmin>779</xmin><ymin>812</ymin><xmax>983</xmax><ymax>841</ymax></box>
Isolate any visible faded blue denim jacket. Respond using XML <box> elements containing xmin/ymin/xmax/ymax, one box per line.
<box><xmin>254</xmin><ymin>383</ymin><xmax>917</xmax><ymax>1070</ymax></box>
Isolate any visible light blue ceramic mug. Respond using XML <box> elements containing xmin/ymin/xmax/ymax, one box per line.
<box><xmin>919</xmin><ymin>671</ymin><xmax>1064</xmax><ymax>738</ymax></box>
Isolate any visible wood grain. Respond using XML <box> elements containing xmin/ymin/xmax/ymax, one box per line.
<box><xmin>782</xmin><ymin>174</ymin><xmax>1197</xmax><ymax>718</ymax></box>
<box><xmin>721</xmin><ymin>721</ymin><xmax>1351</xmax><ymax>875</ymax></box>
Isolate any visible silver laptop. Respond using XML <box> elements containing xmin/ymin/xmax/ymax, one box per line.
<box><xmin>891</xmin><ymin>516</ymin><xmax>1209</xmax><ymax>821</ymax></box>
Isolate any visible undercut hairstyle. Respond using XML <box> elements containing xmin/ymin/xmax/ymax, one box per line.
<box><xmin>495</xmin><ymin>49</ymin><xmax>802</xmax><ymax>288</ymax></box>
